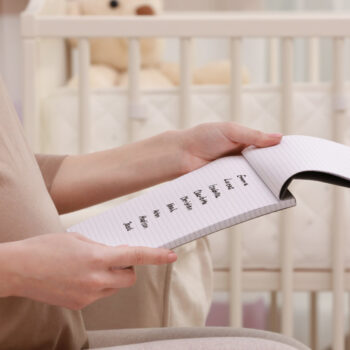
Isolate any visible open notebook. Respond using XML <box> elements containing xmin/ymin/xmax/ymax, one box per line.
<box><xmin>68</xmin><ymin>135</ymin><xmax>350</xmax><ymax>249</ymax></box>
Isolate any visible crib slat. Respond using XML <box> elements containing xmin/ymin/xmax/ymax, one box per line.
<box><xmin>281</xmin><ymin>37</ymin><xmax>294</xmax><ymax>337</ymax></box>
<box><xmin>308</xmin><ymin>38</ymin><xmax>320</xmax><ymax>83</ymax></box>
<box><xmin>179</xmin><ymin>38</ymin><xmax>193</xmax><ymax>129</ymax></box>
<box><xmin>332</xmin><ymin>37</ymin><xmax>346</xmax><ymax>350</ymax></box>
<box><xmin>78</xmin><ymin>38</ymin><xmax>91</xmax><ymax>154</ymax></box>
<box><xmin>310</xmin><ymin>292</ymin><xmax>318</xmax><ymax>350</ymax></box>
<box><xmin>229</xmin><ymin>37</ymin><xmax>243</xmax><ymax>328</ymax></box>
<box><xmin>269</xmin><ymin>291</ymin><xmax>279</xmax><ymax>332</ymax></box>
<box><xmin>230</xmin><ymin>38</ymin><xmax>242</xmax><ymax>120</ymax></box>
<box><xmin>267</xmin><ymin>38</ymin><xmax>279</xmax><ymax>84</ymax></box>
<box><xmin>128</xmin><ymin>38</ymin><xmax>141</xmax><ymax>141</ymax></box>
<box><xmin>348</xmin><ymin>293</ymin><xmax>350</xmax><ymax>339</ymax></box>
<box><xmin>29</xmin><ymin>15</ymin><xmax>350</xmax><ymax>38</ymax></box>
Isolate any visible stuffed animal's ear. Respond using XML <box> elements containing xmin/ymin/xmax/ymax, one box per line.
<box><xmin>67</xmin><ymin>0</ymin><xmax>82</xmax><ymax>15</ymax></box>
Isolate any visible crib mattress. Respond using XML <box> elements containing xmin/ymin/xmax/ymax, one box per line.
<box><xmin>43</xmin><ymin>84</ymin><xmax>350</xmax><ymax>270</ymax></box>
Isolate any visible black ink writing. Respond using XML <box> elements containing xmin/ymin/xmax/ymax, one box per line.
<box><xmin>209</xmin><ymin>184</ymin><xmax>221</xmax><ymax>198</ymax></box>
<box><xmin>139</xmin><ymin>216</ymin><xmax>148</xmax><ymax>229</ymax></box>
<box><xmin>122</xmin><ymin>175</ymin><xmax>251</xmax><ymax>229</ymax></box>
<box><xmin>181</xmin><ymin>196</ymin><xmax>193</xmax><ymax>210</ymax></box>
<box><xmin>237</xmin><ymin>175</ymin><xmax>248</xmax><ymax>186</ymax></box>
<box><xmin>194</xmin><ymin>190</ymin><xmax>208</xmax><ymax>205</ymax></box>
<box><xmin>123</xmin><ymin>221</ymin><xmax>134</xmax><ymax>232</ymax></box>
<box><xmin>224</xmin><ymin>178</ymin><xmax>234</xmax><ymax>190</ymax></box>
<box><xmin>167</xmin><ymin>203</ymin><xmax>178</xmax><ymax>213</ymax></box>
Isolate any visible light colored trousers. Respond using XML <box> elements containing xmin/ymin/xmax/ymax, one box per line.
<box><xmin>82</xmin><ymin>238</ymin><xmax>212</xmax><ymax>331</ymax></box>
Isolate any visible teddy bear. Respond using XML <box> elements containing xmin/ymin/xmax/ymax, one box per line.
<box><xmin>67</xmin><ymin>0</ymin><xmax>249</xmax><ymax>89</ymax></box>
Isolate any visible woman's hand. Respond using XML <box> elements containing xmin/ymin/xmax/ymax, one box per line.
<box><xmin>179</xmin><ymin>122</ymin><xmax>282</xmax><ymax>173</ymax></box>
<box><xmin>0</xmin><ymin>233</ymin><xmax>176</xmax><ymax>310</ymax></box>
<box><xmin>50</xmin><ymin>122</ymin><xmax>282</xmax><ymax>214</ymax></box>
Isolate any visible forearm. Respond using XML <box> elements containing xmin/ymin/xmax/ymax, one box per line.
<box><xmin>51</xmin><ymin>130</ymin><xmax>185</xmax><ymax>214</ymax></box>
<box><xmin>0</xmin><ymin>242</ymin><xmax>17</xmax><ymax>298</ymax></box>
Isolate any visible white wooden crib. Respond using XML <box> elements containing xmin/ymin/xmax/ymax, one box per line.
<box><xmin>21</xmin><ymin>1</ymin><xmax>350</xmax><ymax>349</ymax></box>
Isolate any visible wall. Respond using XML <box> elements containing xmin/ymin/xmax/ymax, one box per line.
<box><xmin>0</xmin><ymin>0</ymin><xmax>29</xmax><ymax>108</ymax></box>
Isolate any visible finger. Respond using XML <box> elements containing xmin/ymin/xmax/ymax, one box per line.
<box><xmin>99</xmin><ymin>288</ymin><xmax>119</xmax><ymax>299</ymax></box>
<box><xmin>226</xmin><ymin>144</ymin><xmax>247</xmax><ymax>155</ymax></box>
<box><xmin>90</xmin><ymin>289</ymin><xmax>119</xmax><ymax>303</ymax></box>
<box><xmin>109</xmin><ymin>268</ymin><xmax>137</xmax><ymax>289</ymax></box>
<box><xmin>106</xmin><ymin>246</ymin><xmax>177</xmax><ymax>267</ymax></box>
<box><xmin>102</xmin><ymin>288</ymin><xmax>119</xmax><ymax>296</ymax></box>
<box><xmin>71</xmin><ymin>232</ymin><xmax>109</xmax><ymax>247</ymax></box>
<box><xmin>93</xmin><ymin>269</ymin><xmax>136</xmax><ymax>290</ymax></box>
<box><xmin>109</xmin><ymin>265</ymin><xmax>134</xmax><ymax>271</ymax></box>
<box><xmin>92</xmin><ymin>269</ymin><xmax>136</xmax><ymax>291</ymax></box>
<box><xmin>224</xmin><ymin>123</ymin><xmax>282</xmax><ymax>148</ymax></box>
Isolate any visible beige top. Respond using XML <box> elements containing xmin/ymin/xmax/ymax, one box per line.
<box><xmin>0</xmin><ymin>77</ymin><xmax>88</xmax><ymax>349</ymax></box>
<box><xmin>0</xmin><ymin>86</ymin><xmax>63</xmax><ymax>241</ymax></box>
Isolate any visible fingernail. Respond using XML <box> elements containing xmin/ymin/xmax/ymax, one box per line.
<box><xmin>168</xmin><ymin>252</ymin><xmax>177</xmax><ymax>262</ymax></box>
<box><xmin>269</xmin><ymin>133</ymin><xmax>283</xmax><ymax>138</ymax></box>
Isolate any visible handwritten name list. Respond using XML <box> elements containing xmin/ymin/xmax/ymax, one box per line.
<box><xmin>123</xmin><ymin>174</ymin><xmax>249</xmax><ymax>232</ymax></box>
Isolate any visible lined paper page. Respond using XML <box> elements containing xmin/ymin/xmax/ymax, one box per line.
<box><xmin>243</xmin><ymin>135</ymin><xmax>350</xmax><ymax>199</ymax></box>
<box><xmin>68</xmin><ymin>156</ymin><xmax>295</xmax><ymax>249</ymax></box>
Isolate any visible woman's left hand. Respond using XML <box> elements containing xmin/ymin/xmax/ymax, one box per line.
<box><xmin>179</xmin><ymin>122</ymin><xmax>282</xmax><ymax>173</ymax></box>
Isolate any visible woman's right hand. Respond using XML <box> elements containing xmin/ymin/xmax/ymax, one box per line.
<box><xmin>0</xmin><ymin>233</ymin><xmax>177</xmax><ymax>310</ymax></box>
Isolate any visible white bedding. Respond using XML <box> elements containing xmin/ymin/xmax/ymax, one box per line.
<box><xmin>42</xmin><ymin>84</ymin><xmax>350</xmax><ymax>270</ymax></box>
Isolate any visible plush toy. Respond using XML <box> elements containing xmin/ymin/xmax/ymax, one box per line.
<box><xmin>67</xmin><ymin>0</ymin><xmax>249</xmax><ymax>88</ymax></box>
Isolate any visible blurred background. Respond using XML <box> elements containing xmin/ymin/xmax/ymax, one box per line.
<box><xmin>1</xmin><ymin>0</ymin><xmax>350</xmax><ymax>115</ymax></box>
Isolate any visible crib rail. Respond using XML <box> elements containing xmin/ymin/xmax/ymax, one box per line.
<box><xmin>21</xmin><ymin>7</ymin><xmax>350</xmax><ymax>350</ymax></box>
<box><xmin>22</xmin><ymin>13</ymin><xmax>350</xmax><ymax>38</ymax></box>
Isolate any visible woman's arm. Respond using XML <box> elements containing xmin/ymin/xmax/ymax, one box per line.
<box><xmin>51</xmin><ymin>130</ymin><xmax>184</xmax><ymax>214</ymax></box>
<box><xmin>50</xmin><ymin>122</ymin><xmax>282</xmax><ymax>214</ymax></box>
<box><xmin>0</xmin><ymin>234</ymin><xmax>176</xmax><ymax>310</ymax></box>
